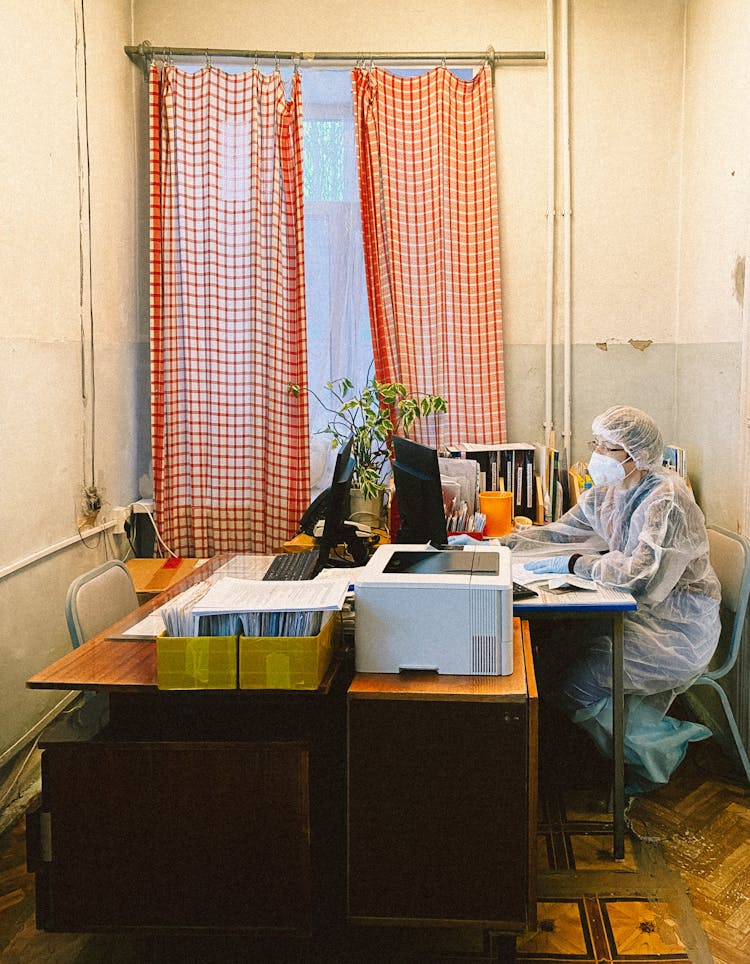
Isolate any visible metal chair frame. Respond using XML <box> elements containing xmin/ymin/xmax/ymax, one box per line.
<box><xmin>65</xmin><ymin>559</ymin><xmax>138</xmax><ymax>649</ymax></box>
<box><xmin>688</xmin><ymin>524</ymin><xmax>750</xmax><ymax>785</ymax></box>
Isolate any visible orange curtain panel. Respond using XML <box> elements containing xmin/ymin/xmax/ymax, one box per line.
<box><xmin>352</xmin><ymin>65</ymin><xmax>507</xmax><ymax>446</ymax></box>
<box><xmin>149</xmin><ymin>65</ymin><xmax>310</xmax><ymax>555</ymax></box>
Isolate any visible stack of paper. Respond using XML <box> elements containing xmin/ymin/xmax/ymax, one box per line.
<box><xmin>190</xmin><ymin>574</ymin><xmax>351</xmax><ymax>637</ymax></box>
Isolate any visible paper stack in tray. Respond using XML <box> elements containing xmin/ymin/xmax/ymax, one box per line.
<box><xmin>164</xmin><ymin>573</ymin><xmax>352</xmax><ymax>638</ymax></box>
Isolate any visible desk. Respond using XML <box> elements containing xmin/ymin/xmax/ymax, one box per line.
<box><xmin>26</xmin><ymin>555</ymin><xmax>352</xmax><ymax>933</ymax></box>
<box><xmin>125</xmin><ymin>556</ymin><xmax>206</xmax><ymax>603</ymax></box>
<box><xmin>27</xmin><ymin>554</ymin><xmax>538</xmax><ymax>943</ymax></box>
<box><xmin>514</xmin><ymin>584</ymin><xmax>637</xmax><ymax>860</ymax></box>
<box><xmin>347</xmin><ymin>619</ymin><xmax>537</xmax><ymax>933</ymax></box>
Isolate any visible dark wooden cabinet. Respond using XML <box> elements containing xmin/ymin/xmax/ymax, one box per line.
<box><xmin>347</xmin><ymin>620</ymin><xmax>537</xmax><ymax>932</ymax></box>
<box><xmin>27</xmin><ymin>659</ymin><xmax>352</xmax><ymax>934</ymax></box>
<box><xmin>30</xmin><ymin>740</ymin><xmax>311</xmax><ymax>930</ymax></box>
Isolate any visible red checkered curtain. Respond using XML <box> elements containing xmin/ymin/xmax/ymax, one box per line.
<box><xmin>353</xmin><ymin>65</ymin><xmax>506</xmax><ymax>445</ymax></box>
<box><xmin>149</xmin><ymin>65</ymin><xmax>309</xmax><ymax>555</ymax></box>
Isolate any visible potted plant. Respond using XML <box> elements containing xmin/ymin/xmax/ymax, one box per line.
<box><xmin>289</xmin><ymin>370</ymin><xmax>447</xmax><ymax>524</ymax></box>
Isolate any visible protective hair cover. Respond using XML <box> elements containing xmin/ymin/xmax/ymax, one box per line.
<box><xmin>591</xmin><ymin>405</ymin><xmax>664</xmax><ymax>470</ymax></box>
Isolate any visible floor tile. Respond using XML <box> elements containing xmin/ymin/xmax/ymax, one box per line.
<box><xmin>601</xmin><ymin>898</ymin><xmax>689</xmax><ymax>960</ymax></box>
<box><xmin>517</xmin><ymin>899</ymin><xmax>594</xmax><ymax>959</ymax></box>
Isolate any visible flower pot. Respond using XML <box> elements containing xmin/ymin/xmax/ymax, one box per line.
<box><xmin>348</xmin><ymin>487</ymin><xmax>384</xmax><ymax>529</ymax></box>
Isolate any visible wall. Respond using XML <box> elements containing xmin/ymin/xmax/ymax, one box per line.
<box><xmin>0</xmin><ymin>0</ymin><xmax>143</xmax><ymax>766</ymax></box>
<box><xmin>676</xmin><ymin>0</ymin><xmax>750</xmax><ymax>528</ymax></box>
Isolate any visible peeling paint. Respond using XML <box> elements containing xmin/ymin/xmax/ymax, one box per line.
<box><xmin>595</xmin><ymin>342</ymin><xmax>608</xmax><ymax>351</ymax></box>
<box><xmin>733</xmin><ymin>255</ymin><xmax>745</xmax><ymax>307</ymax></box>
<box><xmin>628</xmin><ymin>339</ymin><xmax>653</xmax><ymax>352</ymax></box>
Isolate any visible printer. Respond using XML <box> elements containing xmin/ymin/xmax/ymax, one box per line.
<box><xmin>354</xmin><ymin>543</ymin><xmax>513</xmax><ymax>676</ymax></box>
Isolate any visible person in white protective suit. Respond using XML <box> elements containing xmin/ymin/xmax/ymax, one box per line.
<box><xmin>499</xmin><ymin>405</ymin><xmax>721</xmax><ymax>793</ymax></box>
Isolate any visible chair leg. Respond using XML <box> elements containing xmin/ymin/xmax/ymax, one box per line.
<box><xmin>702</xmin><ymin>679</ymin><xmax>750</xmax><ymax>786</ymax></box>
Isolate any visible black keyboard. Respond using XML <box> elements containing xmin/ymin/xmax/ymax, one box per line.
<box><xmin>263</xmin><ymin>550</ymin><xmax>320</xmax><ymax>581</ymax></box>
<box><xmin>512</xmin><ymin>582</ymin><xmax>539</xmax><ymax>601</ymax></box>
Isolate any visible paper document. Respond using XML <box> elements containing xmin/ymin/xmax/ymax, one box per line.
<box><xmin>193</xmin><ymin>575</ymin><xmax>350</xmax><ymax>614</ymax></box>
<box><xmin>214</xmin><ymin>555</ymin><xmax>278</xmax><ymax>579</ymax></box>
<box><xmin>512</xmin><ymin>561</ymin><xmax>597</xmax><ymax>591</ymax></box>
<box><xmin>116</xmin><ymin>611</ymin><xmax>167</xmax><ymax>638</ymax></box>
<box><xmin>188</xmin><ymin>574</ymin><xmax>350</xmax><ymax>638</ymax></box>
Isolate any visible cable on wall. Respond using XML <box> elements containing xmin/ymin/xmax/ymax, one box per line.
<box><xmin>73</xmin><ymin>0</ymin><xmax>97</xmax><ymax>504</ymax></box>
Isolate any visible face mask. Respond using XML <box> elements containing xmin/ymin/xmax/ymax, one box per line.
<box><xmin>588</xmin><ymin>450</ymin><xmax>633</xmax><ymax>486</ymax></box>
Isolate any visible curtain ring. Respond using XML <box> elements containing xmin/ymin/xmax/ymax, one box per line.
<box><xmin>274</xmin><ymin>52</ymin><xmax>280</xmax><ymax>72</ymax></box>
<box><xmin>254</xmin><ymin>52</ymin><xmax>259</xmax><ymax>69</ymax></box>
<box><xmin>205</xmin><ymin>50</ymin><xmax>212</xmax><ymax>69</ymax></box>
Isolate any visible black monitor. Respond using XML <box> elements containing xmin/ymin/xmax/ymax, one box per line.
<box><xmin>318</xmin><ymin>436</ymin><xmax>357</xmax><ymax>567</ymax></box>
<box><xmin>392</xmin><ymin>436</ymin><xmax>448</xmax><ymax>546</ymax></box>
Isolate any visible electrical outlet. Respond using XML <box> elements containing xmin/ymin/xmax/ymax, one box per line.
<box><xmin>77</xmin><ymin>483</ymin><xmax>102</xmax><ymax>529</ymax></box>
<box><xmin>112</xmin><ymin>505</ymin><xmax>130</xmax><ymax>534</ymax></box>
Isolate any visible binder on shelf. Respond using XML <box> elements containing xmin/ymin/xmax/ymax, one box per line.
<box><xmin>534</xmin><ymin>476</ymin><xmax>546</xmax><ymax>525</ymax></box>
<box><xmin>459</xmin><ymin>442</ymin><xmax>537</xmax><ymax>518</ymax></box>
<box><xmin>662</xmin><ymin>444</ymin><xmax>687</xmax><ymax>478</ymax></box>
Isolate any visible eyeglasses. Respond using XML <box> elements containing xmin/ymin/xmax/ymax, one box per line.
<box><xmin>588</xmin><ymin>440</ymin><xmax>626</xmax><ymax>455</ymax></box>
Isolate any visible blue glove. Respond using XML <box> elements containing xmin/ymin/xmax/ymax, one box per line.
<box><xmin>524</xmin><ymin>555</ymin><xmax>572</xmax><ymax>575</ymax></box>
<box><xmin>448</xmin><ymin>533</ymin><xmax>480</xmax><ymax>546</ymax></box>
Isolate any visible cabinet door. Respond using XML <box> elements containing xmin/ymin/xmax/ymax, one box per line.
<box><xmin>348</xmin><ymin>698</ymin><xmax>529</xmax><ymax>925</ymax></box>
<box><xmin>34</xmin><ymin>742</ymin><xmax>310</xmax><ymax>931</ymax></box>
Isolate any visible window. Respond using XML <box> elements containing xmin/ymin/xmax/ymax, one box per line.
<box><xmin>301</xmin><ymin>70</ymin><xmax>374</xmax><ymax>489</ymax></box>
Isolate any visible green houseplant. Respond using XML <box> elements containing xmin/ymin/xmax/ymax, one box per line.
<box><xmin>289</xmin><ymin>371</ymin><xmax>447</xmax><ymax>504</ymax></box>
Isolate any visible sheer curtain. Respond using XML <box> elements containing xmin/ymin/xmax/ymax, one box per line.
<box><xmin>301</xmin><ymin>70</ymin><xmax>373</xmax><ymax>493</ymax></box>
<box><xmin>353</xmin><ymin>64</ymin><xmax>507</xmax><ymax>447</ymax></box>
<box><xmin>149</xmin><ymin>64</ymin><xmax>310</xmax><ymax>555</ymax></box>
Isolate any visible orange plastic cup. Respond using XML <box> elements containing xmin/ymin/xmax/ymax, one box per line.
<box><xmin>478</xmin><ymin>491</ymin><xmax>513</xmax><ymax>537</ymax></box>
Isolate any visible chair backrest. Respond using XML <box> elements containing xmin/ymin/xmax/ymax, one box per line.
<box><xmin>65</xmin><ymin>560</ymin><xmax>139</xmax><ymax>649</ymax></box>
<box><xmin>706</xmin><ymin>524</ymin><xmax>750</xmax><ymax>679</ymax></box>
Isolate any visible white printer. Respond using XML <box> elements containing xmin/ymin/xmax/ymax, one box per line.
<box><xmin>354</xmin><ymin>543</ymin><xmax>514</xmax><ymax>675</ymax></box>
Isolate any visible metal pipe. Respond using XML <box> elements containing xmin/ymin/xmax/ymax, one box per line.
<box><xmin>561</xmin><ymin>0</ymin><xmax>572</xmax><ymax>464</ymax></box>
<box><xmin>544</xmin><ymin>0</ymin><xmax>555</xmax><ymax>447</ymax></box>
<box><xmin>125</xmin><ymin>42</ymin><xmax>546</xmax><ymax>70</ymax></box>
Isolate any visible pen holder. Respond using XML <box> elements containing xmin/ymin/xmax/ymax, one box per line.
<box><xmin>478</xmin><ymin>491</ymin><xmax>513</xmax><ymax>537</ymax></box>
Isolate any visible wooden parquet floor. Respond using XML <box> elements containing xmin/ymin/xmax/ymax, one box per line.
<box><xmin>0</xmin><ymin>734</ymin><xmax>748</xmax><ymax>963</ymax></box>
<box><xmin>627</xmin><ymin>739</ymin><xmax>750</xmax><ymax>964</ymax></box>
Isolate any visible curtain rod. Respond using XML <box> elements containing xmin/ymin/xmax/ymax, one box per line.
<box><xmin>125</xmin><ymin>42</ymin><xmax>546</xmax><ymax>73</ymax></box>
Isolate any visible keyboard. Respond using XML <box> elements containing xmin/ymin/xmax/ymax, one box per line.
<box><xmin>263</xmin><ymin>549</ymin><xmax>320</xmax><ymax>581</ymax></box>
<box><xmin>512</xmin><ymin>581</ymin><xmax>539</xmax><ymax>601</ymax></box>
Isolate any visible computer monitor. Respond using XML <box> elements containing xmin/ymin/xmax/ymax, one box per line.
<box><xmin>391</xmin><ymin>436</ymin><xmax>448</xmax><ymax>546</ymax></box>
<box><xmin>317</xmin><ymin>436</ymin><xmax>356</xmax><ymax>567</ymax></box>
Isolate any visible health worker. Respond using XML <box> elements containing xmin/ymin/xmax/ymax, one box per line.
<box><xmin>500</xmin><ymin>405</ymin><xmax>721</xmax><ymax>792</ymax></box>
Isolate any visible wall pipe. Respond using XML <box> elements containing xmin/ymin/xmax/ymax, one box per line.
<box><xmin>560</xmin><ymin>0</ymin><xmax>572</xmax><ymax>464</ymax></box>
<box><xmin>544</xmin><ymin>0</ymin><xmax>556</xmax><ymax>448</ymax></box>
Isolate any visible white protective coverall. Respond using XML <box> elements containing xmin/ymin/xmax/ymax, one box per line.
<box><xmin>502</xmin><ymin>409</ymin><xmax>721</xmax><ymax>791</ymax></box>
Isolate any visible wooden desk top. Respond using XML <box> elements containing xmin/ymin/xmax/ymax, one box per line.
<box><xmin>27</xmin><ymin>554</ymin><xmax>231</xmax><ymax>693</ymax></box>
<box><xmin>126</xmin><ymin>557</ymin><xmax>207</xmax><ymax>598</ymax></box>
<box><xmin>349</xmin><ymin>620</ymin><xmax>535</xmax><ymax>703</ymax></box>
<box><xmin>29</xmin><ymin>553</ymin><xmax>536</xmax><ymax>701</ymax></box>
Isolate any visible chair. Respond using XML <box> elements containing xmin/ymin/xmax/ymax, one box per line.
<box><xmin>65</xmin><ymin>560</ymin><xmax>139</xmax><ymax>649</ymax></box>
<box><xmin>685</xmin><ymin>524</ymin><xmax>750</xmax><ymax>785</ymax></box>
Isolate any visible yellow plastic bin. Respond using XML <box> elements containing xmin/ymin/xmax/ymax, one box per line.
<box><xmin>156</xmin><ymin>634</ymin><xmax>238</xmax><ymax>690</ymax></box>
<box><xmin>239</xmin><ymin>613</ymin><xmax>337</xmax><ymax>690</ymax></box>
